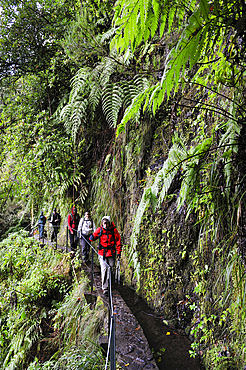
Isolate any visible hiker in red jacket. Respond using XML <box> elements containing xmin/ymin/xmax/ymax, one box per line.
<box><xmin>89</xmin><ymin>216</ymin><xmax>121</xmax><ymax>295</ymax></box>
<box><xmin>68</xmin><ymin>207</ymin><xmax>80</xmax><ymax>251</ymax></box>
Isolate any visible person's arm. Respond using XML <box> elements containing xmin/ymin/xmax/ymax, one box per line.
<box><xmin>89</xmin><ymin>227</ymin><xmax>100</xmax><ymax>242</ymax></box>
<box><xmin>93</xmin><ymin>220</ymin><xmax>96</xmax><ymax>232</ymax></box>
<box><xmin>114</xmin><ymin>228</ymin><xmax>122</xmax><ymax>257</ymax></box>
<box><xmin>68</xmin><ymin>215</ymin><xmax>73</xmax><ymax>233</ymax></box>
<box><xmin>78</xmin><ymin>218</ymin><xmax>83</xmax><ymax>236</ymax></box>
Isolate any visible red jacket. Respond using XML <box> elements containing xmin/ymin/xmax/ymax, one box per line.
<box><xmin>68</xmin><ymin>208</ymin><xmax>80</xmax><ymax>233</ymax></box>
<box><xmin>89</xmin><ymin>222</ymin><xmax>121</xmax><ymax>258</ymax></box>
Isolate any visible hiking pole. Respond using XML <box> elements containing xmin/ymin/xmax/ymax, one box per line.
<box><xmin>115</xmin><ymin>258</ymin><xmax>120</xmax><ymax>284</ymax></box>
<box><xmin>108</xmin><ymin>266</ymin><xmax>112</xmax><ymax>311</ymax></box>
<box><xmin>108</xmin><ymin>267</ymin><xmax>116</xmax><ymax>370</ymax></box>
<box><xmin>55</xmin><ymin>231</ymin><xmax>57</xmax><ymax>250</ymax></box>
<box><xmin>91</xmin><ymin>248</ymin><xmax>94</xmax><ymax>294</ymax></box>
<box><xmin>66</xmin><ymin>226</ymin><xmax>68</xmax><ymax>252</ymax></box>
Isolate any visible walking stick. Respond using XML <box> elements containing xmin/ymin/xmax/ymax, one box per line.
<box><xmin>115</xmin><ymin>258</ymin><xmax>120</xmax><ymax>284</ymax></box>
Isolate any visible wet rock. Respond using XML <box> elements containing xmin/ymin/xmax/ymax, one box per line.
<box><xmin>123</xmin><ymin>344</ymin><xmax>135</xmax><ymax>354</ymax></box>
<box><xmin>98</xmin><ymin>335</ymin><xmax>108</xmax><ymax>356</ymax></box>
<box><xmin>135</xmin><ymin>356</ymin><xmax>146</xmax><ymax>364</ymax></box>
<box><xmin>135</xmin><ymin>348</ymin><xmax>143</xmax><ymax>355</ymax></box>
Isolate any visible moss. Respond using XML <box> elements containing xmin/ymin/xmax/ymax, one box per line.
<box><xmin>204</xmin><ymin>344</ymin><xmax>240</xmax><ymax>370</ymax></box>
<box><xmin>161</xmin><ymin>288</ymin><xmax>177</xmax><ymax>318</ymax></box>
<box><xmin>204</xmin><ymin>300</ymin><xmax>213</xmax><ymax>318</ymax></box>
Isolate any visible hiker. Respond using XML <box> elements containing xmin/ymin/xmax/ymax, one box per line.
<box><xmin>49</xmin><ymin>208</ymin><xmax>61</xmax><ymax>243</ymax></box>
<box><xmin>68</xmin><ymin>206</ymin><xmax>80</xmax><ymax>251</ymax></box>
<box><xmin>38</xmin><ymin>211</ymin><xmax>46</xmax><ymax>239</ymax></box>
<box><xmin>78</xmin><ymin>211</ymin><xmax>96</xmax><ymax>263</ymax></box>
<box><xmin>89</xmin><ymin>216</ymin><xmax>121</xmax><ymax>295</ymax></box>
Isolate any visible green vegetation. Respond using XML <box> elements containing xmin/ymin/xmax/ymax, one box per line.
<box><xmin>0</xmin><ymin>231</ymin><xmax>106</xmax><ymax>370</ymax></box>
<box><xmin>1</xmin><ymin>0</ymin><xmax>246</xmax><ymax>368</ymax></box>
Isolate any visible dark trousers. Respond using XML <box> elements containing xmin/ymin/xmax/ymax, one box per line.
<box><xmin>69</xmin><ymin>230</ymin><xmax>78</xmax><ymax>251</ymax></box>
<box><xmin>80</xmin><ymin>234</ymin><xmax>91</xmax><ymax>261</ymax></box>
<box><xmin>51</xmin><ymin>226</ymin><xmax>59</xmax><ymax>242</ymax></box>
<box><xmin>38</xmin><ymin>224</ymin><xmax>44</xmax><ymax>238</ymax></box>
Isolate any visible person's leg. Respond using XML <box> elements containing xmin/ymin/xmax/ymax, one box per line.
<box><xmin>99</xmin><ymin>256</ymin><xmax>114</xmax><ymax>293</ymax></box>
<box><xmin>51</xmin><ymin>226</ymin><xmax>54</xmax><ymax>242</ymax></box>
<box><xmin>69</xmin><ymin>231</ymin><xmax>74</xmax><ymax>249</ymax></box>
<box><xmin>74</xmin><ymin>231</ymin><xmax>78</xmax><ymax>249</ymax></box>
<box><xmin>81</xmin><ymin>234</ymin><xmax>87</xmax><ymax>260</ymax></box>
<box><xmin>107</xmin><ymin>257</ymin><xmax>114</xmax><ymax>291</ymax></box>
<box><xmin>84</xmin><ymin>235</ymin><xmax>90</xmax><ymax>261</ymax></box>
<box><xmin>54</xmin><ymin>226</ymin><xmax>58</xmax><ymax>245</ymax></box>
<box><xmin>40</xmin><ymin>224</ymin><xmax>44</xmax><ymax>238</ymax></box>
<box><xmin>99</xmin><ymin>256</ymin><xmax>108</xmax><ymax>292</ymax></box>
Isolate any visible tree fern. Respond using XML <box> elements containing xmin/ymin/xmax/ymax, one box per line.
<box><xmin>111</xmin><ymin>0</ymin><xmax>198</xmax><ymax>53</ymax></box>
<box><xmin>58</xmin><ymin>53</ymin><xmax>151</xmax><ymax>137</ymax></box>
<box><xmin>113</xmin><ymin>0</ymin><xmax>246</xmax><ymax>133</ymax></box>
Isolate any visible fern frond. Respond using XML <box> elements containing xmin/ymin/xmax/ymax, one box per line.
<box><xmin>117</xmin><ymin>82</ymin><xmax>153</xmax><ymax>135</ymax></box>
<box><xmin>70</xmin><ymin>68</ymin><xmax>91</xmax><ymax>100</ymax></box>
<box><xmin>102</xmin><ymin>83</ymin><xmax>124</xmax><ymax>127</ymax></box>
<box><xmin>112</xmin><ymin>0</ymin><xmax>199</xmax><ymax>53</ymax></box>
<box><xmin>121</xmin><ymin>74</ymin><xmax>150</xmax><ymax>111</ymax></box>
<box><xmin>99</xmin><ymin>57</ymin><xmax>117</xmax><ymax>87</ymax></box>
<box><xmin>4</xmin><ymin>319</ymin><xmax>39</xmax><ymax>370</ymax></box>
<box><xmin>100</xmin><ymin>27</ymin><xmax>116</xmax><ymax>44</ymax></box>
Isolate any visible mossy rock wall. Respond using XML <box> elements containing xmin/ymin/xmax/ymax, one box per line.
<box><xmin>89</xmin><ymin>113</ymin><xmax>200</xmax><ymax>324</ymax></box>
<box><xmin>88</xmin><ymin>104</ymin><xmax>246</xmax><ymax>368</ymax></box>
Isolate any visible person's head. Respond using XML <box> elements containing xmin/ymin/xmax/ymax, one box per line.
<box><xmin>41</xmin><ymin>211</ymin><xmax>43</xmax><ymax>216</ymax></box>
<box><xmin>53</xmin><ymin>208</ymin><xmax>56</xmax><ymax>213</ymax></box>
<box><xmin>102</xmin><ymin>216</ymin><xmax>111</xmax><ymax>229</ymax></box>
<box><xmin>72</xmin><ymin>207</ymin><xmax>77</xmax><ymax>215</ymax></box>
<box><xmin>85</xmin><ymin>211</ymin><xmax>90</xmax><ymax>218</ymax></box>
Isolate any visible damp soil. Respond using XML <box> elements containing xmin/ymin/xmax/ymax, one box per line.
<box><xmin>116</xmin><ymin>284</ymin><xmax>205</xmax><ymax>370</ymax></box>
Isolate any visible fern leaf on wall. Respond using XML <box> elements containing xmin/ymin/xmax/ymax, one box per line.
<box><xmin>102</xmin><ymin>83</ymin><xmax>124</xmax><ymax>127</ymax></box>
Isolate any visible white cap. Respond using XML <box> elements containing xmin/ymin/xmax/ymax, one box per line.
<box><xmin>102</xmin><ymin>216</ymin><xmax>111</xmax><ymax>223</ymax></box>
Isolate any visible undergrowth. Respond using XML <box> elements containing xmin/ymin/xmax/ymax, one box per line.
<box><xmin>0</xmin><ymin>231</ymin><xmax>106</xmax><ymax>370</ymax></box>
